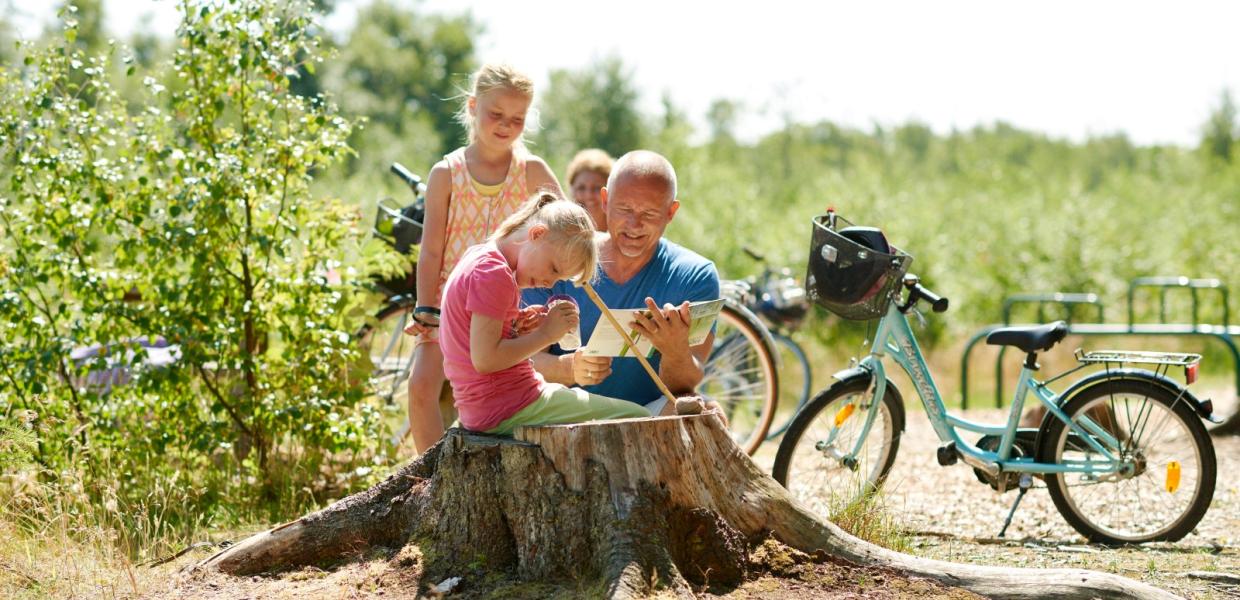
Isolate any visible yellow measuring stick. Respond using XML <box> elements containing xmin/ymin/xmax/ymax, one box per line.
<box><xmin>580</xmin><ymin>282</ymin><xmax>678</xmax><ymax>407</ymax></box>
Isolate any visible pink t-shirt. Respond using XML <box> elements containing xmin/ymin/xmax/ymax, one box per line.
<box><xmin>440</xmin><ymin>242</ymin><xmax>544</xmax><ymax>431</ymax></box>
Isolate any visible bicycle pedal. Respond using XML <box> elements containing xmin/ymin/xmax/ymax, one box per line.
<box><xmin>936</xmin><ymin>442</ymin><xmax>958</xmax><ymax>466</ymax></box>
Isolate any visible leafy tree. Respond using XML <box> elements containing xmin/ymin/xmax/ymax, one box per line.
<box><xmin>0</xmin><ymin>0</ymin><xmax>389</xmax><ymax>520</ymax></box>
<box><xmin>55</xmin><ymin>0</ymin><xmax>107</xmax><ymax>53</ymax></box>
<box><xmin>535</xmin><ymin>56</ymin><xmax>647</xmax><ymax>166</ymax></box>
<box><xmin>706</xmin><ymin>98</ymin><xmax>739</xmax><ymax>144</ymax></box>
<box><xmin>1200</xmin><ymin>89</ymin><xmax>1237</xmax><ymax>163</ymax></box>
<box><xmin>322</xmin><ymin>0</ymin><xmax>478</xmax><ymax>165</ymax></box>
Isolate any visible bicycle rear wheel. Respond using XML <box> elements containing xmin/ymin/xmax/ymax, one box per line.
<box><xmin>765</xmin><ymin>332</ymin><xmax>812</xmax><ymax>440</ymax></box>
<box><xmin>1039</xmin><ymin>378</ymin><xmax>1216</xmax><ymax>544</ymax></box>
<box><xmin>698</xmin><ymin>302</ymin><xmax>778</xmax><ymax>455</ymax></box>
<box><xmin>357</xmin><ymin>300</ymin><xmax>417</xmax><ymax>407</ymax></box>
<box><xmin>772</xmin><ymin>377</ymin><xmax>904</xmax><ymax>516</ymax></box>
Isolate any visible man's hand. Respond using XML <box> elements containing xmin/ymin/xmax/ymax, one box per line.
<box><xmin>629</xmin><ymin>297</ymin><xmax>691</xmax><ymax>355</ymax></box>
<box><xmin>570</xmin><ymin>350</ymin><xmax>613</xmax><ymax>386</ymax></box>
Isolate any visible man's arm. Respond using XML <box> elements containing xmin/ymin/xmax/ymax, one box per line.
<box><xmin>532</xmin><ymin>350</ymin><xmax>614</xmax><ymax>387</ymax></box>
<box><xmin>632</xmin><ymin>259</ymin><xmax>720</xmax><ymax>395</ymax></box>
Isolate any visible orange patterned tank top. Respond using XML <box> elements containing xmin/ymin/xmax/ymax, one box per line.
<box><xmin>436</xmin><ymin>147</ymin><xmax>529</xmax><ymax>299</ymax></box>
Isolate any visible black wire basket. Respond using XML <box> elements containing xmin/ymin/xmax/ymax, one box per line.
<box><xmin>373</xmin><ymin>197</ymin><xmax>424</xmax><ymax>255</ymax></box>
<box><xmin>806</xmin><ymin>213</ymin><xmax>912</xmax><ymax>321</ymax></box>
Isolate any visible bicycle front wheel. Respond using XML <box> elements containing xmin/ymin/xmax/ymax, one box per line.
<box><xmin>766</xmin><ymin>333</ymin><xmax>812</xmax><ymax>440</ymax></box>
<box><xmin>1039</xmin><ymin>378</ymin><xmax>1216</xmax><ymax>544</ymax></box>
<box><xmin>772</xmin><ymin>377</ymin><xmax>905</xmax><ymax>515</ymax></box>
<box><xmin>698</xmin><ymin>302</ymin><xmax>778</xmax><ymax>455</ymax></box>
<box><xmin>357</xmin><ymin>301</ymin><xmax>417</xmax><ymax>406</ymax></box>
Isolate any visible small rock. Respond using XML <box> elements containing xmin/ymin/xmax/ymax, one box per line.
<box><xmin>427</xmin><ymin>576</ymin><xmax>462</xmax><ymax>597</ymax></box>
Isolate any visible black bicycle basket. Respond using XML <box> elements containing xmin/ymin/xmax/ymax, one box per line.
<box><xmin>373</xmin><ymin>197</ymin><xmax>425</xmax><ymax>255</ymax></box>
<box><xmin>806</xmin><ymin>213</ymin><xmax>912</xmax><ymax>321</ymax></box>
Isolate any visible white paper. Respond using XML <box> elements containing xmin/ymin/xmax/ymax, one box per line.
<box><xmin>582</xmin><ymin>298</ymin><xmax>725</xmax><ymax>358</ymax></box>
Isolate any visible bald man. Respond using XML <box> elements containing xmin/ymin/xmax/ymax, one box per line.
<box><xmin>523</xmin><ymin>150</ymin><xmax>720</xmax><ymax>412</ymax></box>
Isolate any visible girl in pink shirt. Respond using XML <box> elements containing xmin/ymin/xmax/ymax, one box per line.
<box><xmin>399</xmin><ymin>63</ymin><xmax>561</xmax><ymax>452</ymax></box>
<box><xmin>439</xmin><ymin>193</ymin><xmax>650</xmax><ymax>433</ymax></box>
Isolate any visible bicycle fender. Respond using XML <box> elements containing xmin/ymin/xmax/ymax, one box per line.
<box><xmin>1036</xmin><ymin>368</ymin><xmax>1219</xmax><ymax>448</ymax></box>
<box><xmin>831</xmin><ymin>365</ymin><xmax>871</xmax><ymax>383</ymax></box>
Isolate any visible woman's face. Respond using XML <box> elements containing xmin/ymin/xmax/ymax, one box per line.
<box><xmin>471</xmin><ymin>88</ymin><xmax>531</xmax><ymax>151</ymax></box>
<box><xmin>570</xmin><ymin>170</ymin><xmax>608</xmax><ymax>231</ymax></box>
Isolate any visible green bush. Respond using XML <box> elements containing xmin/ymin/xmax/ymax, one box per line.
<box><xmin>0</xmin><ymin>0</ymin><xmax>395</xmax><ymax>533</ymax></box>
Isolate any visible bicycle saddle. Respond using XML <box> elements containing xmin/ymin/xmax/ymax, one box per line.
<box><xmin>985</xmin><ymin>321</ymin><xmax>1069</xmax><ymax>353</ymax></box>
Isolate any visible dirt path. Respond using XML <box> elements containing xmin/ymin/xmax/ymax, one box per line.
<box><xmin>768</xmin><ymin>406</ymin><xmax>1240</xmax><ymax>599</ymax></box>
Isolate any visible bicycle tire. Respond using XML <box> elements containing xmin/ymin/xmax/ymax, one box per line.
<box><xmin>698</xmin><ymin>301</ymin><xmax>779</xmax><ymax>455</ymax></box>
<box><xmin>772</xmin><ymin>377</ymin><xmax>905</xmax><ymax>514</ymax></box>
<box><xmin>765</xmin><ymin>332</ymin><xmax>812</xmax><ymax>440</ymax></box>
<box><xmin>356</xmin><ymin>300</ymin><xmax>417</xmax><ymax>406</ymax></box>
<box><xmin>1038</xmin><ymin>378</ymin><xmax>1216</xmax><ymax>544</ymax></box>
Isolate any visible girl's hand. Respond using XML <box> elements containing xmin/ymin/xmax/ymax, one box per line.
<box><xmin>403</xmin><ymin>319</ymin><xmax>434</xmax><ymax>337</ymax></box>
<box><xmin>539</xmin><ymin>301</ymin><xmax>579</xmax><ymax>342</ymax></box>
<box><xmin>513</xmin><ymin>305</ymin><xmax>548</xmax><ymax>336</ymax></box>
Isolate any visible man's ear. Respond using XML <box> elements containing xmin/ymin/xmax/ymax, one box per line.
<box><xmin>600</xmin><ymin>186</ymin><xmax>609</xmax><ymax>211</ymax></box>
<box><xmin>667</xmin><ymin>199</ymin><xmax>680</xmax><ymax>220</ymax></box>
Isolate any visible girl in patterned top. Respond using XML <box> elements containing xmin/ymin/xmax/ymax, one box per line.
<box><xmin>400</xmin><ymin>63</ymin><xmax>562</xmax><ymax>453</ymax></box>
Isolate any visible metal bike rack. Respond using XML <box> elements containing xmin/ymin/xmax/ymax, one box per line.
<box><xmin>960</xmin><ymin>277</ymin><xmax>1240</xmax><ymax>409</ymax></box>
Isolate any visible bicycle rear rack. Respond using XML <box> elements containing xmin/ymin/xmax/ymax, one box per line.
<box><xmin>960</xmin><ymin>276</ymin><xmax>1239</xmax><ymax>410</ymax></box>
<box><xmin>1074</xmin><ymin>349</ymin><xmax>1201</xmax><ymax>368</ymax></box>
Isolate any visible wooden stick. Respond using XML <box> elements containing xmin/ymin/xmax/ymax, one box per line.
<box><xmin>581</xmin><ymin>282</ymin><xmax>678</xmax><ymax>406</ymax></box>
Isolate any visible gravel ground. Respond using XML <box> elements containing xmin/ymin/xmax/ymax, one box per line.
<box><xmin>756</xmin><ymin>395</ymin><xmax>1240</xmax><ymax>599</ymax></box>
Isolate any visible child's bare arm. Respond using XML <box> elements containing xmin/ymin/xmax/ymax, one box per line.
<box><xmin>414</xmin><ymin>163</ymin><xmax>451</xmax><ymax>309</ymax></box>
<box><xmin>470</xmin><ymin>303</ymin><xmax>577</xmax><ymax>374</ymax></box>
<box><xmin>525</xmin><ymin>156</ymin><xmax>563</xmax><ymax>197</ymax></box>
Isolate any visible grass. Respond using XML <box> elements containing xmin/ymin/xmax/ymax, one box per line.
<box><xmin>822</xmin><ymin>485</ymin><xmax>914</xmax><ymax>554</ymax></box>
<box><xmin>0</xmin><ymin>477</ymin><xmax>188</xmax><ymax>599</ymax></box>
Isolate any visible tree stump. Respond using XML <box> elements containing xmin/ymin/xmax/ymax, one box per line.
<box><xmin>198</xmin><ymin>413</ymin><xmax>1180</xmax><ymax>599</ymax></box>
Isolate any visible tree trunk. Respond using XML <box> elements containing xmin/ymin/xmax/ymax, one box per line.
<box><xmin>198</xmin><ymin>414</ymin><xmax>1180</xmax><ymax>600</ymax></box>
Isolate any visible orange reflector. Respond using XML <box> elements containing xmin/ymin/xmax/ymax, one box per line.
<box><xmin>1166</xmin><ymin>461</ymin><xmax>1181</xmax><ymax>493</ymax></box>
<box><xmin>1185</xmin><ymin>363</ymin><xmax>1198</xmax><ymax>385</ymax></box>
<box><xmin>834</xmin><ymin>403</ymin><xmax>856</xmax><ymax>427</ymax></box>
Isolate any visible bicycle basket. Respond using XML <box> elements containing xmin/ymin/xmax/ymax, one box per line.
<box><xmin>762</xmin><ymin>270</ymin><xmax>809</xmax><ymax>329</ymax></box>
<box><xmin>806</xmin><ymin>213</ymin><xmax>912</xmax><ymax>320</ymax></box>
<box><xmin>373</xmin><ymin>197</ymin><xmax>424</xmax><ymax>254</ymax></box>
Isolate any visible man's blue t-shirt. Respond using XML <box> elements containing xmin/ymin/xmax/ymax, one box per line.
<box><xmin>522</xmin><ymin>238</ymin><xmax>720</xmax><ymax>406</ymax></box>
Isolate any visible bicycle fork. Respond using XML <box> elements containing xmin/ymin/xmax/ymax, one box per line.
<box><xmin>817</xmin><ymin>365</ymin><xmax>887</xmax><ymax>472</ymax></box>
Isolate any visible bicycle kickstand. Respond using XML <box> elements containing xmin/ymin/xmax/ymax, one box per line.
<box><xmin>997</xmin><ymin>473</ymin><xmax>1034</xmax><ymax>539</ymax></box>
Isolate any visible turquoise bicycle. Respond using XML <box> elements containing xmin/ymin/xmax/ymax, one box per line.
<box><xmin>772</xmin><ymin>211</ymin><xmax>1219</xmax><ymax>544</ymax></box>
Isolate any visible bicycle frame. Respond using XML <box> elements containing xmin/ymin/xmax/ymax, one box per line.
<box><xmin>838</xmin><ymin>302</ymin><xmax>1128</xmax><ymax>477</ymax></box>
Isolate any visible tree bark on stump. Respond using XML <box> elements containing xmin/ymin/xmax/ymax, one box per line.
<box><xmin>198</xmin><ymin>414</ymin><xmax>1180</xmax><ymax>599</ymax></box>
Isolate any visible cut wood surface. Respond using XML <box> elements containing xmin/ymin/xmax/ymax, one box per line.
<box><xmin>198</xmin><ymin>412</ymin><xmax>1181</xmax><ymax>599</ymax></box>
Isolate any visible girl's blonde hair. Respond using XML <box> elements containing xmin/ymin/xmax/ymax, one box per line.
<box><xmin>491</xmin><ymin>192</ymin><xmax>598</xmax><ymax>286</ymax></box>
<box><xmin>455</xmin><ymin>63</ymin><xmax>536</xmax><ymax>145</ymax></box>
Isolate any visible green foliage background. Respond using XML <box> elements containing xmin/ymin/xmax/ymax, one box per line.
<box><xmin>0</xmin><ymin>0</ymin><xmax>1237</xmax><ymax>561</ymax></box>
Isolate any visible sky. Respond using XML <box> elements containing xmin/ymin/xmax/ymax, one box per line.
<box><xmin>12</xmin><ymin>0</ymin><xmax>1240</xmax><ymax>147</ymax></box>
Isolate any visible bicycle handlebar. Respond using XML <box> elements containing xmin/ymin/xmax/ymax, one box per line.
<box><xmin>390</xmin><ymin>162</ymin><xmax>423</xmax><ymax>192</ymax></box>
<box><xmin>903</xmin><ymin>276</ymin><xmax>949</xmax><ymax>313</ymax></box>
